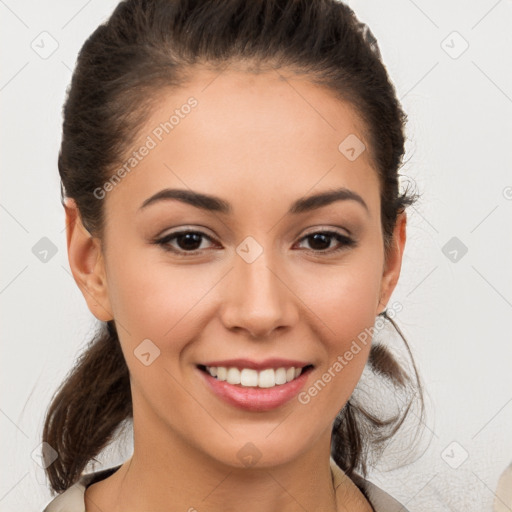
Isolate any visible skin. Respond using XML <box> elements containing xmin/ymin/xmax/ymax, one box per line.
<box><xmin>65</xmin><ymin>65</ymin><xmax>406</xmax><ymax>512</ymax></box>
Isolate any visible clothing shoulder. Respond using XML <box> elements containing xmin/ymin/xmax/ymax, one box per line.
<box><xmin>42</xmin><ymin>466</ymin><xmax>121</xmax><ymax>512</ymax></box>
<box><xmin>351</xmin><ymin>471</ymin><xmax>410</xmax><ymax>512</ymax></box>
<box><xmin>42</xmin><ymin>481</ymin><xmax>85</xmax><ymax>512</ymax></box>
<box><xmin>330</xmin><ymin>457</ymin><xmax>410</xmax><ymax>512</ymax></box>
<box><xmin>43</xmin><ymin>461</ymin><xmax>410</xmax><ymax>512</ymax></box>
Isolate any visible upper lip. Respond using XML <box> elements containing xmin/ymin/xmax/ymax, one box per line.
<box><xmin>198</xmin><ymin>358</ymin><xmax>313</xmax><ymax>370</ymax></box>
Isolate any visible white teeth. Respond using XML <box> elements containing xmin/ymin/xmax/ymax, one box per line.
<box><xmin>258</xmin><ymin>368</ymin><xmax>275</xmax><ymax>388</ymax></box>
<box><xmin>217</xmin><ymin>367</ymin><xmax>227</xmax><ymax>381</ymax></box>
<box><xmin>240</xmin><ymin>368</ymin><xmax>258</xmax><ymax>387</ymax></box>
<box><xmin>275</xmin><ymin>367</ymin><xmax>287</xmax><ymax>385</ymax></box>
<box><xmin>205</xmin><ymin>365</ymin><xmax>306</xmax><ymax>388</ymax></box>
<box><xmin>226</xmin><ymin>367</ymin><xmax>241</xmax><ymax>385</ymax></box>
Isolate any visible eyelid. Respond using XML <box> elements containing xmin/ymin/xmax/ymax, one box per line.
<box><xmin>154</xmin><ymin>225</ymin><xmax>351</xmax><ymax>242</ymax></box>
<box><xmin>155</xmin><ymin>224</ymin><xmax>217</xmax><ymax>238</ymax></box>
<box><xmin>300</xmin><ymin>224</ymin><xmax>352</xmax><ymax>238</ymax></box>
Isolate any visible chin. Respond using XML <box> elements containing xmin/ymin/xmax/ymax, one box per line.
<box><xmin>196</xmin><ymin>428</ymin><xmax>318</xmax><ymax>471</ymax></box>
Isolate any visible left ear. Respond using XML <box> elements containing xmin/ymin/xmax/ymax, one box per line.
<box><xmin>376</xmin><ymin>210</ymin><xmax>407</xmax><ymax>315</ymax></box>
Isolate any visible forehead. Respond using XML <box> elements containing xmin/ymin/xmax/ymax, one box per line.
<box><xmin>104</xmin><ymin>66</ymin><xmax>380</xmax><ymax>219</ymax></box>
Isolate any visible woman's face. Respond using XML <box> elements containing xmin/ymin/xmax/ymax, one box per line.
<box><xmin>68</xmin><ymin>66</ymin><xmax>406</xmax><ymax>469</ymax></box>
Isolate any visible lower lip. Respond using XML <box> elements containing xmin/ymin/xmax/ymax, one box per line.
<box><xmin>198</xmin><ymin>367</ymin><xmax>311</xmax><ymax>412</ymax></box>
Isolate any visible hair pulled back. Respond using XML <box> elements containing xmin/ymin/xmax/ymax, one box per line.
<box><xmin>43</xmin><ymin>0</ymin><xmax>424</xmax><ymax>493</ymax></box>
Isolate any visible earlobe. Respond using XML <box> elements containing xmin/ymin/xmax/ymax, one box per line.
<box><xmin>376</xmin><ymin>211</ymin><xmax>407</xmax><ymax>315</ymax></box>
<box><xmin>64</xmin><ymin>198</ymin><xmax>113</xmax><ymax>322</ymax></box>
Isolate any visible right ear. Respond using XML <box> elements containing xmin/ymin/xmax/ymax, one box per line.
<box><xmin>64</xmin><ymin>198</ymin><xmax>113</xmax><ymax>322</ymax></box>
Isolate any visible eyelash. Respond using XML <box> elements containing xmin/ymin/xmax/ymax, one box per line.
<box><xmin>153</xmin><ymin>229</ymin><xmax>356</xmax><ymax>256</ymax></box>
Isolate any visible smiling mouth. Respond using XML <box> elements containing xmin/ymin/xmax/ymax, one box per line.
<box><xmin>197</xmin><ymin>364</ymin><xmax>314</xmax><ymax>389</ymax></box>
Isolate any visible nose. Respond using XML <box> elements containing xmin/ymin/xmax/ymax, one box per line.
<box><xmin>219</xmin><ymin>246</ymin><xmax>299</xmax><ymax>339</ymax></box>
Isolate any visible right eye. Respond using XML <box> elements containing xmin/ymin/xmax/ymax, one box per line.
<box><xmin>153</xmin><ymin>230</ymin><xmax>219</xmax><ymax>255</ymax></box>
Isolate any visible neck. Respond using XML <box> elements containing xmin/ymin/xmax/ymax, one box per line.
<box><xmin>86</xmin><ymin>426</ymin><xmax>342</xmax><ymax>511</ymax></box>
<box><xmin>115</xmin><ymin>438</ymin><xmax>338</xmax><ymax>512</ymax></box>
<box><xmin>84</xmin><ymin>397</ymin><xmax>369</xmax><ymax>512</ymax></box>
<box><xmin>115</xmin><ymin>454</ymin><xmax>338</xmax><ymax>512</ymax></box>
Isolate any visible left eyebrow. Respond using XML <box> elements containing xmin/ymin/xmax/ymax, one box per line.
<box><xmin>289</xmin><ymin>187</ymin><xmax>369</xmax><ymax>215</ymax></box>
<box><xmin>138</xmin><ymin>187</ymin><xmax>369</xmax><ymax>216</ymax></box>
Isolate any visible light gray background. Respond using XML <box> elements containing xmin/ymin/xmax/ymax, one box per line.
<box><xmin>1</xmin><ymin>1</ymin><xmax>511</xmax><ymax>511</ymax></box>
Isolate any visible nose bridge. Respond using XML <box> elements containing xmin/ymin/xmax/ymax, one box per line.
<box><xmin>221</xmin><ymin>236</ymin><xmax>296</xmax><ymax>337</ymax></box>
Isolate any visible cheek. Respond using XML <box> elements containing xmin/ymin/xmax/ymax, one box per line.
<box><xmin>106</xmin><ymin>231</ymin><xmax>383</xmax><ymax>350</ymax></box>
<box><xmin>105</xmin><ymin>246</ymin><xmax>219</xmax><ymax>350</ymax></box>
<box><xmin>292</xmin><ymin>257</ymin><xmax>382</xmax><ymax>414</ymax></box>
<box><xmin>295</xmin><ymin>255</ymin><xmax>383</xmax><ymax>341</ymax></box>
<box><xmin>105</xmin><ymin>254</ymin><xmax>216</xmax><ymax>404</ymax></box>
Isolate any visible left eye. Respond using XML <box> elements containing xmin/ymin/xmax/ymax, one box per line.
<box><xmin>296</xmin><ymin>231</ymin><xmax>356</xmax><ymax>253</ymax></box>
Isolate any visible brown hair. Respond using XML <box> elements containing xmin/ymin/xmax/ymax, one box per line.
<box><xmin>43</xmin><ymin>0</ymin><xmax>425</xmax><ymax>493</ymax></box>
